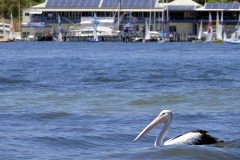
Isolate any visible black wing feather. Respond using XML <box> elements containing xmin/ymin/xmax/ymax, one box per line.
<box><xmin>170</xmin><ymin>130</ymin><xmax>224</xmax><ymax>145</ymax></box>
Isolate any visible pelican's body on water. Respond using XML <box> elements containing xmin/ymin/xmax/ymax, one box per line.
<box><xmin>134</xmin><ymin>110</ymin><xmax>223</xmax><ymax>146</ymax></box>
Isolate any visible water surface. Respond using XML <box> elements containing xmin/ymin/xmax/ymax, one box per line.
<box><xmin>0</xmin><ymin>42</ymin><xmax>240</xmax><ymax>159</ymax></box>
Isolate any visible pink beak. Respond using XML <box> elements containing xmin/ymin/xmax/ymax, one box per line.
<box><xmin>134</xmin><ymin>115</ymin><xmax>167</xmax><ymax>142</ymax></box>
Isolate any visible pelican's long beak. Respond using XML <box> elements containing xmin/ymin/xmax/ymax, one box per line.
<box><xmin>133</xmin><ymin>115</ymin><xmax>167</xmax><ymax>142</ymax></box>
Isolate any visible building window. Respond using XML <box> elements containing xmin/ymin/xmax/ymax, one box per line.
<box><xmin>82</xmin><ymin>12</ymin><xmax>91</xmax><ymax>17</ymax></box>
<box><xmin>46</xmin><ymin>12</ymin><xmax>54</xmax><ymax>20</ymax></box>
<box><xmin>25</xmin><ymin>13</ymin><xmax>29</xmax><ymax>16</ymax></box>
<box><xmin>175</xmin><ymin>12</ymin><xmax>184</xmax><ymax>20</ymax></box>
<box><xmin>48</xmin><ymin>13</ymin><xmax>53</xmax><ymax>17</ymax></box>
<box><xmin>184</xmin><ymin>12</ymin><xmax>194</xmax><ymax>20</ymax></box>
<box><xmin>169</xmin><ymin>26</ymin><xmax>176</xmax><ymax>33</ymax></box>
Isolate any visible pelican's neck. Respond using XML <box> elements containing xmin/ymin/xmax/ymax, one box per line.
<box><xmin>154</xmin><ymin>118</ymin><xmax>172</xmax><ymax>146</ymax></box>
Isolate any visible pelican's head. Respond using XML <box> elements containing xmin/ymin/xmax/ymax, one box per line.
<box><xmin>133</xmin><ymin>110</ymin><xmax>173</xmax><ymax>142</ymax></box>
<box><xmin>159</xmin><ymin>110</ymin><xmax>173</xmax><ymax>120</ymax></box>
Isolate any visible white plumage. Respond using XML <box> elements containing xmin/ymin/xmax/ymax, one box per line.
<box><xmin>164</xmin><ymin>132</ymin><xmax>202</xmax><ymax>145</ymax></box>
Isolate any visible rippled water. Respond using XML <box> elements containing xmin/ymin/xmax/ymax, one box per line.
<box><xmin>0</xmin><ymin>42</ymin><xmax>240</xmax><ymax>159</ymax></box>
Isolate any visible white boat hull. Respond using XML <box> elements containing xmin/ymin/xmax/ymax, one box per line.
<box><xmin>226</xmin><ymin>39</ymin><xmax>240</xmax><ymax>44</ymax></box>
<box><xmin>15</xmin><ymin>35</ymin><xmax>22</xmax><ymax>41</ymax></box>
<box><xmin>27</xmin><ymin>35</ymin><xmax>37</xmax><ymax>41</ymax></box>
<box><xmin>192</xmin><ymin>39</ymin><xmax>202</xmax><ymax>43</ymax></box>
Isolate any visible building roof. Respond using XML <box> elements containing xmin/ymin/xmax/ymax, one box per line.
<box><xmin>167</xmin><ymin>5</ymin><xmax>196</xmax><ymax>11</ymax></box>
<box><xmin>40</xmin><ymin>0</ymin><xmax>202</xmax><ymax>8</ymax></box>
<box><xmin>196</xmin><ymin>2</ymin><xmax>240</xmax><ymax>11</ymax></box>
<box><xmin>169</xmin><ymin>0</ymin><xmax>201</xmax><ymax>7</ymax></box>
<box><xmin>29</xmin><ymin>0</ymin><xmax>240</xmax><ymax>12</ymax></box>
<box><xmin>43</xmin><ymin>0</ymin><xmax>157</xmax><ymax>8</ymax></box>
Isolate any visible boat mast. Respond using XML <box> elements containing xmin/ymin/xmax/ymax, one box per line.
<box><xmin>149</xmin><ymin>0</ymin><xmax>152</xmax><ymax>31</ymax></box>
<box><xmin>119</xmin><ymin>0</ymin><xmax>121</xmax><ymax>31</ymax></box>
<box><xmin>166</xmin><ymin>0</ymin><xmax>169</xmax><ymax>39</ymax></box>
<box><xmin>162</xmin><ymin>0</ymin><xmax>164</xmax><ymax>41</ymax></box>
<box><xmin>19</xmin><ymin>3</ymin><xmax>21</xmax><ymax>33</ymax></box>
<box><xmin>153</xmin><ymin>0</ymin><xmax>156</xmax><ymax>31</ymax></box>
<box><xmin>112</xmin><ymin>0</ymin><xmax>114</xmax><ymax>18</ymax></box>
<box><xmin>118</xmin><ymin>0</ymin><xmax>120</xmax><ymax>31</ymax></box>
<box><xmin>158</xmin><ymin>2</ymin><xmax>160</xmax><ymax>31</ymax></box>
<box><xmin>2</xmin><ymin>14</ymin><xmax>6</xmax><ymax>40</ymax></box>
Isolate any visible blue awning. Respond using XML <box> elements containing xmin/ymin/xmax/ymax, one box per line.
<box><xmin>22</xmin><ymin>22</ymin><xmax>51</xmax><ymax>28</ymax></box>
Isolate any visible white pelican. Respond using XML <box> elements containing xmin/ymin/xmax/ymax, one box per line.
<box><xmin>133</xmin><ymin>110</ymin><xmax>223</xmax><ymax>146</ymax></box>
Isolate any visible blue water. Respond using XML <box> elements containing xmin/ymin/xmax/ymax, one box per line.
<box><xmin>0</xmin><ymin>42</ymin><xmax>240</xmax><ymax>159</ymax></box>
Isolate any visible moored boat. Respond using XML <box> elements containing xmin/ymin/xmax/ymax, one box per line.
<box><xmin>227</xmin><ymin>14</ymin><xmax>240</xmax><ymax>44</ymax></box>
<box><xmin>192</xmin><ymin>20</ymin><xmax>203</xmax><ymax>43</ymax></box>
<box><xmin>213</xmin><ymin>11</ymin><xmax>223</xmax><ymax>43</ymax></box>
<box><xmin>212</xmin><ymin>38</ymin><xmax>222</xmax><ymax>43</ymax></box>
<box><xmin>143</xmin><ymin>20</ymin><xmax>150</xmax><ymax>43</ymax></box>
<box><xmin>0</xmin><ymin>14</ymin><xmax>14</xmax><ymax>42</ymax></box>
<box><xmin>226</xmin><ymin>39</ymin><xmax>240</xmax><ymax>44</ymax></box>
<box><xmin>205</xmin><ymin>12</ymin><xmax>213</xmax><ymax>42</ymax></box>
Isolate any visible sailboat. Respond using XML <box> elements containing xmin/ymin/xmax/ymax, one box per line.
<box><xmin>54</xmin><ymin>13</ymin><xmax>63</xmax><ymax>42</ymax></box>
<box><xmin>192</xmin><ymin>20</ymin><xmax>203</xmax><ymax>43</ymax></box>
<box><xmin>205</xmin><ymin>12</ymin><xmax>213</xmax><ymax>42</ymax></box>
<box><xmin>0</xmin><ymin>14</ymin><xmax>13</xmax><ymax>42</ymax></box>
<box><xmin>93</xmin><ymin>13</ymin><xmax>99</xmax><ymax>42</ymax></box>
<box><xmin>89</xmin><ymin>12</ymin><xmax>99</xmax><ymax>42</ymax></box>
<box><xmin>58</xmin><ymin>14</ymin><xmax>62</xmax><ymax>41</ymax></box>
<box><xmin>226</xmin><ymin>14</ymin><xmax>240</xmax><ymax>44</ymax></box>
<box><xmin>221</xmin><ymin>11</ymin><xmax>227</xmax><ymax>42</ymax></box>
<box><xmin>142</xmin><ymin>0</ymin><xmax>153</xmax><ymax>43</ymax></box>
<box><xmin>143</xmin><ymin>20</ymin><xmax>150</xmax><ymax>43</ymax></box>
<box><xmin>9</xmin><ymin>13</ymin><xmax>14</xmax><ymax>41</ymax></box>
<box><xmin>213</xmin><ymin>11</ymin><xmax>222</xmax><ymax>43</ymax></box>
<box><xmin>223</xmin><ymin>30</ymin><xmax>227</xmax><ymax>41</ymax></box>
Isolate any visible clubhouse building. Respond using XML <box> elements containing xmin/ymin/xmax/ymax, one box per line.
<box><xmin>22</xmin><ymin>0</ymin><xmax>240</xmax><ymax>36</ymax></box>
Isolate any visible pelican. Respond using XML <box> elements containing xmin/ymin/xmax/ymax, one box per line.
<box><xmin>133</xmin><ymin>110</ymin><xmax>223</xmax><ymax>146</ymax></box>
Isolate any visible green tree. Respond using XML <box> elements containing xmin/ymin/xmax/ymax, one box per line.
<box><xmin>0</xmin><ymin>0</ymin><xmax>45</xmax><ymax>18</ymax></box>
<box><xmin>207</xmin><ymin>0</ymin><xmax>228</xmax><ymax>3</ymax></box>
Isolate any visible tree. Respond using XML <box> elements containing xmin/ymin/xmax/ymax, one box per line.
<box><xmin>0</xmin><ymin>0</ymin><xmax>45</xmax><ymax>18</ymax></box>
<box><xmin>165</xmin><ymin>0</ymin><xmax>238</xmax><ymax>5</ymax></box>
<box><xmin>206</xmin><ymin>0</ymin><xmax>228</xmax><ymax>3</ymax></box>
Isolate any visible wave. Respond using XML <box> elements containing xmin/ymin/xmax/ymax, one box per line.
<box><xmin>0</xmin><ymin>77</ymin><xmax>31</xmax><ymax>84</ymax></box>
<box><xmin>215</xmin><ymin>139</ymin><xmax>240</xmax><ymax>149</ymax></box>
<box><xmin>103</xmin><ymin>144</ymin><xmax>240</xmax><ymax>160</ymax></box>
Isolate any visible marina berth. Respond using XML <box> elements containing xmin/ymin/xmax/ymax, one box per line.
<box><xmin>68</xmin><ymin>16</ymin><xmax>115</xmax><ymax>42</ymax></box>
<box><xmin>17</xmin><ymin>0</ymin><xmax>240</xmax><ymax>42</ymax></box>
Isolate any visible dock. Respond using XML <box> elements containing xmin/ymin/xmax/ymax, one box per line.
<box><xmin>65</xmin><ymin>33</ymin><xmax>199</xmax><ymax>42</ymax></box>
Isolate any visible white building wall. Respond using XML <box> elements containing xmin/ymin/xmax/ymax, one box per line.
<box><xmin>23</xmin><ymin>9</ymin><xmax>31</xmax><ymax>23</ymax></box>
<box><xmin>170</xmin><ymin>23</ymin><xmax>193</xmax><ymax>34</ymax></box>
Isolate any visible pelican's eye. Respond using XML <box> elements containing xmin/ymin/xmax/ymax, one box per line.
<box><xmin>161</xmin><ymin>113</ymin><xmax>165</xmax><ymax>116</ymax></box>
